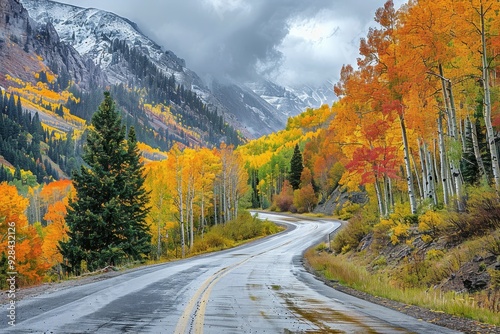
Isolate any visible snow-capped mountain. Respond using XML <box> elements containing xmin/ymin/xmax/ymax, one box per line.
<box><xmin>20</xmin><ymin>0</ymin><xmax>284</xmax><ymax>138</ymax></box>
<box><xmin>0</xmin><ymin>0</ymin><xmax>104</xmax><ymax>90</ymax></box>
<box><xmin>290</xmin><ymin>82</ymin><xmax>337</xmax><ymax>111</ymax></box>
<box><xmin>20</xmin><ymin>0</ymin><xmax>197</xmax><ymax>87</ymax></box>
<box><xmin>20</xmin><ymin>0</ymin><xmax>333</xmax><ymax>139</ymax></box>
<box><xmin>244</xmin><ymin>80</ymin><xmax>336</xmax><ymax>122</ymax></box>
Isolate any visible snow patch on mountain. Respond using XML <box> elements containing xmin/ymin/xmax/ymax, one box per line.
<box><xmin>21</xmin><ymin>0</ymin><xmax>193</xmax><ymax>86</ymax></box>
<box><xmin>20</xmin><ymin>0</ymin><xmax>335</xmax><ymax>138</ymax></box>
<box><xmin>245</xmin><ymin>79</ymin><xmax>337</xmax><ymax>122</ymax></box>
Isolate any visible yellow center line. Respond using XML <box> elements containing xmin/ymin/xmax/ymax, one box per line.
<box><xmin>194</xmin><ymin>266</ymin><xmax>234</xmax><ymax>333</ymax></box>
<box><xmin>173</xmin><ymin>222</ymin><xmax>317</xmax><ymax>334</ymax></box>
<box><xmin>174</xmin><ymin>260</ymin><xmax>248</xmax><ymax>334</ymax></box>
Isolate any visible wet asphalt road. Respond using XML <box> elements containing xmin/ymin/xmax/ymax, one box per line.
<box><xmin>6</xmin><ymin>212</ymin><xmax>461</xmax><ymax>333</ymax></box>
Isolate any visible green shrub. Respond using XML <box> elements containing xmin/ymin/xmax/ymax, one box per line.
<box><xmin>337</xmin><ymin>203</ymin><xmax>361</xmax><ymax>220</ymax></box>
<box><xmin>332</xmin><ymin>208</ymin><xmax>374</xmax><ymax>254</ymax></box>
<box><xmin>372</xmin><ymin>256</ymin><xmax>387</xmax><ymax>268</ymax></box>
<box><xmin>191</xmin><ymin>211</ymin><xmax>282</xmax><ymax>254</ymax></box>
<box><xmin>446</xmin><ymin>186</ymin><xmax>500</xmax><ymax>241</ymax></box>
<box><xmin>315</xmin><ymin>243</ymin><xmax>329</xmax><ymax>252</ymax></box>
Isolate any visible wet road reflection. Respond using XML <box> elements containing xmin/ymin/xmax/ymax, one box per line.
<box><xmin>12</xmin><ymin>212</ymin><xmax>460</xmax><ymax>333</ymax></box>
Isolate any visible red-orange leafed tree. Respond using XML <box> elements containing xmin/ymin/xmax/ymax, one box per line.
<box><xmin>42</xmin><ymin>200</ymin><xmax>69</xmax><ymax>275</ymax></box>
<box><xmin>0</xmin><ymin>183</ymin><xmax>49</xmax><ymax>286</ymax></box>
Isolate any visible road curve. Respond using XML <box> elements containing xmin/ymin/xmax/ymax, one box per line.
<box><xmin>6</xmin><ymin>212</ymin><xmax>460</xmax><ymax>333</ymax></box>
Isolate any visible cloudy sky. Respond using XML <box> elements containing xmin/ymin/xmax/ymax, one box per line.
<box><xmin>55</xmin><ymin>0</ymin><xmax>407</xmax><ymax>88</ymax></box>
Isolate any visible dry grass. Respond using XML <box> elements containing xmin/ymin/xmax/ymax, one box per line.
<box><xmin>305</xmin><ymin>249</ymin><xmax>500</xmax><ymax>326</ymax></box>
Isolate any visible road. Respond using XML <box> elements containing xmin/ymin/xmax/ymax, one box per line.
<box><xmin>6</xmin><ymin>212</ymin><xmax>460</xmax><ymax>333</ymax></box>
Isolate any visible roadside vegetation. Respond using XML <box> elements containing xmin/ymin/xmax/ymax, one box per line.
<box><xmin>305</xmin><ymin>247</ymin><xmax>500</xmax><ymax>326</ymax></box>
<box><xmin>190</xmin><ymin>211</ymin><xmax>282</xmax><ymax>254</ymax></box>
<box><xmin>305</xmin><ymin>185</ymin><xmax>500</xmax><ymax>326</ymax></box>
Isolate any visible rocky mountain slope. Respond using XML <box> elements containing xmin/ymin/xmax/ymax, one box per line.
<box><xmin>21</xmin><ymin>0</ymin><xmax>298</xmax><ymax>138</ymax></box>
<box><xmin>0</xmin><ymin>0</ymin><xmax>247</xmax><ymax>183</ymax></box>
<box><xmin>246</xmin><ymin>79</ymin><xmax>336</xmax><ymax>121</ymax></box>
<box><xmin>0</xmin><ymin>0</ymin><xmax>104</xmax><ymax>90</ymax></box>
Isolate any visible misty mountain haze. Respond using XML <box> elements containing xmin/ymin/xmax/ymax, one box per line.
<box><xmin>20</xmin><ymin>0</ymin><xmax>336</xmax><ymax>138</ymax></box>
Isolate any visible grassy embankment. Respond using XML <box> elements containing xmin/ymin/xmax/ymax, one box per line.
<box><xmin>304</xmin><ymin>186</ymin><xmax>500</xmax><ymax>326</ymax></box>
<box><xmin>305</xmin><ymin>237</ymin><xmax>500</xmax><ymax>326</ymax></box>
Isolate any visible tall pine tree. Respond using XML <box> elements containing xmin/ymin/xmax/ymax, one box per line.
<box><xmin>289</xmin><ymin>144</ymin><xmax>304</xmax><ymax>190</ymax></box>
<box><xmin>59</xmin><ymin>92</ymin><xmax>151</xmax><ymax>274</ymax></box>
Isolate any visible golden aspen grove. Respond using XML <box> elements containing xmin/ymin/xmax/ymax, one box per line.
<box><xmin>4</xmin><ymin>0</ymin><xmax>500</xmax><ymax>326</ymax></box>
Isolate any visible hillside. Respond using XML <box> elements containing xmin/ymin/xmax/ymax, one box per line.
<box><xmin>20</xmin><ymin>0</ymin><xmax>303</xmax><ymax>139</ymax></box>
<box><xmin>0</xmin><ymin>0</ymin><xmax>249</xmax><ymax>185</ymax></box>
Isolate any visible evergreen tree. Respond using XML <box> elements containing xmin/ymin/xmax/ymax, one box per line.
<box><xmin>289</xmin><ymin>144</ymin><xmax>304</xmax><ymax>190</ymax></box>
<box><xmin>59</xmin><ymin>92</ymin><xmax>151</xmax><ymax>274</ymax></box>
<box><xmin>120</xmin><ymin>127</ymin><xmax>151</xmax><ymax>259</ymax></box>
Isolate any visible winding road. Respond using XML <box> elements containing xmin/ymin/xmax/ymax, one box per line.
<box><xmin>7</xmin><ymin>212</ymin><xmax>460</xmax><ymax>333</ymax></box>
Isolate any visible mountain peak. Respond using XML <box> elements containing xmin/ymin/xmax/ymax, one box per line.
<box><xmin>20</xmin><ymin>0</ymin><xmax>332</xmax><ymax>139</ymax></box>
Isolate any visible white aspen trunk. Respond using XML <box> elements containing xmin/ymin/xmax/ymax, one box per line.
<box><xmin>459</xmin><ymin>118</ymin><xmax>466</xmax><ymax>150</ymax></box>
<box><xmin>439</xmin><ymin>64</ymin><xmax>463</xmax><ymax>208</ymax></box>
<box><xmin>383</xmin><ymin>175</ymin><xmax>390</xmax><ymax>217</ymax></box>
<box><xmin>223</xmin><ymin>165</ymin><xmax>228</xmax><ymax>223</ymax></box>
<box><xmin>189</xmin><ymin>191</ymin><xmax>194</xmax><ymax>249</ymax></box>
<box><xmin>219</xmin><ymin>181</ymin><xmax>226</xmax><ymax>224</ymax></box>
<box><xmin>426</xmin><ymin>147</ymin><xmax>438</xmax><ymax>206</ymax></box>
<box><xmin>446</xmin><ymin>163</ymin><xmax>456</xmax><ymax>204</ymax></box>
<box><xmin>433</xmin><ymin>138</ymin><xmax>441</xmax><ymax>186</ymax></box>
<box><xmin>452</xmin><ymin>162</ymin><xmax>464</xmax><ymax>211</ymax></box>
<box><xmin>399</xmin><ymin>112</ymin><xmax>418</xmax><ymax>214</ymax></box>
<box><xmin>421</xmin><ymin>142</ymin><xmax>431</xmax><ymax>199</ymax></box>
<box><xmin>481</xmin><ymin>3</ymin><xmax>500</xmax><ymax>193</ymax></box>
<box><xmin>175</xmin><ymin>163</ymin><xmax>185</xmax><ymax>259</ymax></box>
<box><xmin>226</xmin><ymin>169</ymin><xmax>232</xmax><ymax>222</ymax></box>
<box><xmin>184</xmin><ymin>196</ymin><xmax>189</xmax><ymax>250</ymax></box>
<box><xmin>213</xmin><ymin>184</ymin><xmax>218</xmax><ymax>226</ymax></box>
<box><xmin>179</xmin><ymin>184</ymin><xmax>185</xmax><ymax>259</ymax></box>
<box><xmin>228</xmin><ymin>164</ymin><xmax>235</xmax><ymax>221</ymax></box>
<box><xmin>446</xmin><ymin>73</ymin><xmax>465</xmax><ymax>210</ymax></box>
<box><xmin>374</xmin><ymin>176</ymin><xmax>385</xmax><ymax>217</ymax></box>
<box><xmin>439</xmin><ymin>64</ymin><xmax>455</xmax><ymax>137</ymax></box>
<box><xmin>469</xmin><ymin>117</ymin><xmax>488</xmax><ymax>183</ymax></box>
<box><xmin>417</xmin><ymin>141</ymin><xmax>427</xmax><ymax>199</ymax></box>
<box><xmin>180</xmin><ymin>220</ymin><xmax>185</xmax><ymax>259</ymax></box>
<box><xmin>233</xmin><ymin>165</ymin><xmax>239</xmax><ymax>219</ymax></box>
<box><xmin>447</xmin><ymin>79</ymin><xmax>458</xmax><ymax>140</ymax></box>
<box><xmin>200</xmin><ymin>190</ymin><xmax>205</xmax><ymax>238</ymax></box>
<box><xmin>411</xmin><ymin>149</ymin><xmax>423</xmax><ymax>201</ymax></box>
<box><xmin>388</xmin><ymin>177</ymin><xmax>394</xmax><ymax>212</ymax></box>
<box><xmin>438</xmin><ymin>112</ymin><xmax>449</xmax><ymax>206</ymax></box>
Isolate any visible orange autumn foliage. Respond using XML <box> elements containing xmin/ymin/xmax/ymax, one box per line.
<box><xmin>42</xmin><ymin>200</ymin><xmax>69</xmax><ymax>267</ymax></box>
<box><xmin>0</xmin><ymin>183</ymin><xmax>49</xmax><ymax>286</ymax></box>
<box><xmin>40</xmin><ymin>179</ymin><xmax>73</xmax><ymax>206</ymax></box>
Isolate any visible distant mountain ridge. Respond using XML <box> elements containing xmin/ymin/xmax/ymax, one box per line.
<box><xmin>246</xmin><ymin>79</ymin><xmax>336</xmax><ymax>120</ymax></box>
<box><xmin>20</xmin><ymin>0</ymin><xmax>335</xmax><ymax>138</ymax></box>
<box><xmin>20</xmin><ymin>0</ymin><xmax>279</xmax><ymax>138</ymax></box>
<box><xmin>0</xmin><ymin>0</ymin><xmax>245</xmax><ymax>184</ymax></box>
<box><xmin>20</xmin><ymin>0</ymin><xmax>199</xmax><ymax>87</ymax></box>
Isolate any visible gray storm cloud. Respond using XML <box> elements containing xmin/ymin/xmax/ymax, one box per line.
<box><xmin>54</xmin><ymin>0</ymin><xmax>407</xmax><ymax>87</ymax></box>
